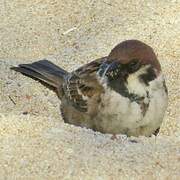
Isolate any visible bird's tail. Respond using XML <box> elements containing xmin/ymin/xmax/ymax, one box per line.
<box><xmin>11</xmin><ymin>60</ymin><xmax>68</xmax><ymax>88</ymax></box>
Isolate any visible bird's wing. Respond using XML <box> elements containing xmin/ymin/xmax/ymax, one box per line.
<box><xmin>63</xmin><ymin>57</ymin><xmax>107</xmax><ymax>112</ymax></box>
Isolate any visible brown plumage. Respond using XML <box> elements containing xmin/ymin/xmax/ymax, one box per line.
<box><xmin>11</xmin><ymin>40</ymin><xmax>168</xmax><ymax>136</ymax></box>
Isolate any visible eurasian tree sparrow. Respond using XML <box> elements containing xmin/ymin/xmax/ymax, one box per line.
<box><xmin>11</xmin><ymin>40</ymin><xmax>168</xmax><ymax>137</ymax></box>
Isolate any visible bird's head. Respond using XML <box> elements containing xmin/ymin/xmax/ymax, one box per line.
<box><xmin>99</xmin><ymin>40</ymin><xmax>161</xmax><ymax>86</ymax></box>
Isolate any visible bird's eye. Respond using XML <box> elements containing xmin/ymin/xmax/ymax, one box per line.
<box><xmin>128</xmin><ymin>59</ymin><xmax>140</xmax><ymax>72</ymax></box>
<box><xmin>129</xmin><ymin>59</ymin><xmax>139</xmax><ymax>67</ymax></box>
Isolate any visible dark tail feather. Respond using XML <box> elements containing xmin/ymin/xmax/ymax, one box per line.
<box><xmin>11</xmin><ymin>60</ymin><xmax>68</xmax><ymax>88</ymax></box>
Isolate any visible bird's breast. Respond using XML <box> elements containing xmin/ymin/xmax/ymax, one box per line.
<box><xmin>96</xmin><ymin>88</ymin><xmax>143</xmax><ymax>134</ymax></box>
<box><xmin>94</xmin><ymin>74</ymin><xmax>168</xmax><ymax>136</ymax></box>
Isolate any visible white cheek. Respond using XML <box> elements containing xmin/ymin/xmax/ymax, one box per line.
<box><xmin>126</xmin><ymin>75</ymin><xmax>147</xmax><ymax>96</ymax></box>
<box><xmin>126</xmin><ymin>70</ymin><xmax>148</xmax><ymax>96</ymax></box>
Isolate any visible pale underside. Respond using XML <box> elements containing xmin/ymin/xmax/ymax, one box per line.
<box><xmin>96</xmin><ymin>73</ymin><xmax>168</xmax><ymax>136</ymax></box>
<box><xmin>61</xmin><ymin>68</ymin><xmax>168</xmax><ymax>136</ymax></box>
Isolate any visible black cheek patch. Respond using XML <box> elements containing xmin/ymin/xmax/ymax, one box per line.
<box><xmin>139</xmin><ymin>67</ymin><xmax>157</xmax><ymax>86</ymax></box>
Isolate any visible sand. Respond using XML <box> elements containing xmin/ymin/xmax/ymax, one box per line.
<box><xmin>0</xmin><ymin>0</ymin><xmax>179</xmax><ymax>179</ymax></box>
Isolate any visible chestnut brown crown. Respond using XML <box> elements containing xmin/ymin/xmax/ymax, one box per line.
<box><xmin>108</xmin><ymin>40</ymin><xmax>161</xmax><ymax>73</ymax></box>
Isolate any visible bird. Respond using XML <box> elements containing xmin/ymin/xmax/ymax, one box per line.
<box><xmin>11</xmin><ymin>40</ymin><xmax>168</xmax><ymax>137</ymax></box>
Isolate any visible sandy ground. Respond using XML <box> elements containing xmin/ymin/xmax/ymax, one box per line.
<box><xmin>0</xmin><ymin>0</ymin><xmax>180</xmax><ymax>179</ymax></box>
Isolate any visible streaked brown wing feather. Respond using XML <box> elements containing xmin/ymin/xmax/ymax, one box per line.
<box><xmin>63</xmin><ymin>57</ymin><xmax>107</xmax><ymax>112</ymax></box>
